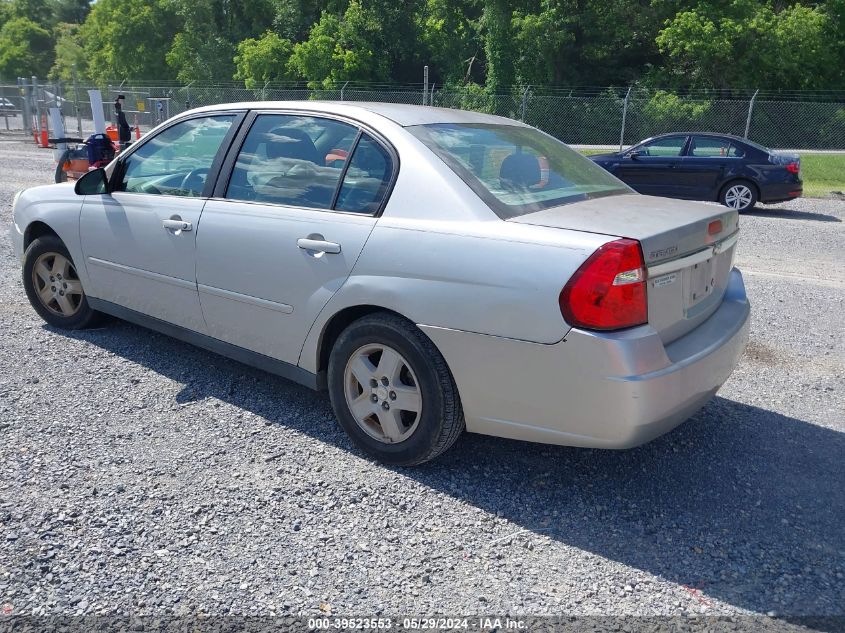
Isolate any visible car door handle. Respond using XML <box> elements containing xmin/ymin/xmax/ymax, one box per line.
<box><xmin>162</xmin><ymin>218</ymin><xmax>192</xmax><ymax>232</ymax></box>
<box><xmin>297</xmin><ymin>238</ymin><xmax>341</xmax><ymax>254</ymax></box>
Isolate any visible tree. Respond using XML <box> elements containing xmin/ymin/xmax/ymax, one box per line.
<box><xmin>480</xmin><ymin>0</ymin><xmax>516</xmax><ymax>93</ymax></box>
<box><xmin>167</xmin><ymin>0</ymin><xmax>275</xmax><ymax>81</ymax></box>
<box><xmin>656</xmin><ymin>0</ymin><xmax>843</xmax><ymax>91</ymax></box>
<box><xmin>0</xmin><ymin>16</ymin><xmax>53</xmax><ymax>78</ymax></box>
<box><xmin>288</xmin><ymin>2</ymin><xmax>390</xmax><ymax>88</ymax></box>
<box><xmin>233</xmin><ymin>31</ymin><xmax>295</xmax><ymax>87</ymax></box>
<box><xmin>8</xmin><ymin>0</ymin><xmax>53</xmax><ymax>25</ymax></box>
<box><xmin>52</xmin><ymin>0</ymin><xmax>91</xmax><ymax>24</ymax></box>
<box><xmin>48</xmin><ymin>21</ymin><xmax>85</xmax><ymax>80</ymax></box>
<box><xmin>417</xmin><ymin>0</ymin><xmax>483</xmax><ymax>85</ymax></box>
<box><xmin>80</xmin><ymin>0</ymin><xmax>180</xmax><ymax>82</ymax></box>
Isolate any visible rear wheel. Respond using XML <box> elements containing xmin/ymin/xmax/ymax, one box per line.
<box><xmin>327</xmin><ymin>313</ymin><xmax>464</xmax><ymax>466</ymax></box>
<box><xmin>54</xmin><ymin>149</ymin><xmax>70</xmax><ymax>183</ymax></box>
<box><xmin>22</xmin><ymin>235</ymin><xmax>101</xmax><ymax>329</ymax></box>
<box><xmin>720</xmin><ymin>180</ymin><xmax>757</xmax><ymax>211</ymax></box>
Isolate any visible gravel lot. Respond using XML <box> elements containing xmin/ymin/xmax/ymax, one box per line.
<box><xmin>0</xmin><ymin>139</ymin><xmax>843</xmax><ymax>626</ymax></box>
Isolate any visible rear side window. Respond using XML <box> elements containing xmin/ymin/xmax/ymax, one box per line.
<box><xmin>226</xmin><ymin>114</ymin><xmax>357</xmax><ymax>209</ymax></box>
<box><xmin>689</xmin><ymin>137</ymin><xmax>732</xmax><ymax>157</ymax></box>
<box><xmin>335</xmin><ymin>133</ymin><xmax>393</xmax><ymax>214</ymax></box>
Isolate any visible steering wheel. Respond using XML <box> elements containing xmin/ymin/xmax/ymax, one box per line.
<box><xmin>180</xmin><ymin>167</ymin><xmax>209</xmax><ymax>195</ymax></box>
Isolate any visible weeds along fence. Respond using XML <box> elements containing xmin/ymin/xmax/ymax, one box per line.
<box><xmin>1</xmin><ymin>79</ymin><xmax>844</xmax><ymax>150</ymax></box>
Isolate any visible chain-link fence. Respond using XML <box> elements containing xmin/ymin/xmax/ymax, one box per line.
<box><xmin>2</xmin><ymin>79</ymin><xmax>844</xmax><ymax>150</ymax></box>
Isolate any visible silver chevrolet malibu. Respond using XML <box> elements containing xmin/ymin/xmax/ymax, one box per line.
<box><xmin>11</xmin><ymin>102</ymin><xmax>750</xmax><ymax>465</ymax></box>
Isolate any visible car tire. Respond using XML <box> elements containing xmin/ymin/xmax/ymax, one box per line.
<box><xmin>327</xmin><ymin>312</ymin><xmax>464</xmax><ymax>466</ymax></box>
<box><xmin>22</xmin><ymin>235</ymin><xmax>101</xmax><ymax>330</ymax></box>
<box><xmin>54</xmin><ymin>149</ymin><xmax>69</xmax><ymax>183</ymax></box>
<box><xmin>720</xmin><ymin>180</ymin><xmax>758</xmax><ymax>212</ymax></box>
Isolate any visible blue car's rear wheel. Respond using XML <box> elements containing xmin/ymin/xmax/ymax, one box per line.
<box><xmin>720</xmin><ymin>180</ymin><xmax>758</xmax><ymax>211</ymax></box>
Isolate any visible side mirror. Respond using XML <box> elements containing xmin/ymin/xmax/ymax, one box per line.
<box><xmin>74</xmin><ymin>168</ymin><xmax>108</xmax><ymax>195</ymax></box>
<box><xmin>627</xmin><ymin>150</ymin><xmax>642</xmax><ymax>160</ymax></box>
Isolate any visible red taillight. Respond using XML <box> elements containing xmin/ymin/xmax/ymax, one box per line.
<box><xmin>560</xmin><ymin>238</ymin><xmax>648</xmax><ymax>331</ymax></box>
<box><xmin>785</xmin><ymin>162</ymin><xmax>800</xmax><ymax>174</ymax></box>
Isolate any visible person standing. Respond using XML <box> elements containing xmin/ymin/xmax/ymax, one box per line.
<box><xmin>114</xmin><ymin>95</ymin><xmax>132</xmax><ymax>151</ymax></box>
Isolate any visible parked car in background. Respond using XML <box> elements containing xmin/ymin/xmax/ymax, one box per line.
<box><xmin>590</xmin><ymin>132</ymin><xmax>802</xmax><ymax>211</ymax></box>
<box><xmin>0</xmin><ymin>98</ymin><xmax>17</xmax><ymax>111</ymax></box>
<box><xmin>12</xmin><ymin>103</ymin><xmax>749</xmax><ymax>465</ymax></box>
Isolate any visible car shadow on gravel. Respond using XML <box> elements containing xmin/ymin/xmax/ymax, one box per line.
<box><xmin>744</xmin><ymin>206</ymin><xmax>842</xmax><ymax>222</ymax></box>
<box><xmin>54</xmin><ymin>321</ymin><xmax>844</xmax><ymax>619</ymax></box>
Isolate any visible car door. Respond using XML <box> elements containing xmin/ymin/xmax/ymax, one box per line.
<box><xmin>615</xmin><ymin>135</ymin><xmax>688</xmax><ymax>196</ymax></box>
<box><xmin>195</xmin><ymin>112</ymin><xmax>396</xmax><ymax>365</ymax></box>
<box><xmin>679</xmin><ymin>136</ymin><xmax>734</xmax><ymax>199</ymax></box>
<box><xmin>79</xmin><ymin>112</ymin><xmax>243</xmax><ymax>332</ymax></box>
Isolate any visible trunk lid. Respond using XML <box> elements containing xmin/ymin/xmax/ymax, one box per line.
<box><xmin>510</xmin><ymin>193</ymin><xmax>739</xmax><ymax>343</ymax></box>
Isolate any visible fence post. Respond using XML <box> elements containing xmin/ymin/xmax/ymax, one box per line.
<box><xmin>430</xmin><ymin>83</ymin><xmax>436</xmax><ymax>107</ymax></box>
<box><xmin>32</xmin><ymin>76</ymin><xmax>42</xmax><ymax>141</ymax></box>
<box><xmin>2</xmin><ymin>85</ymin><xmax>8</xmax><ymax>131</ymax></box>
<box><xmin>520</xmin><ymin>85</ymin><xmax>531</xmax><ymax>122</ymax></box>
<box><xmin>72</xmin><ymin>64</ymin><xmax>81</xmax><ymax>136</ymax></box>
<box><xmin>340</xmin><ymin>81</ymin><xmax>348</xmax><ymax>101</ymax></box>
<box><xmin>423</xmin><ymin>66</ymin><xmax>429</xmax><ymax>106</ymax></box>
<box><xmin>744</xmin><ymin>89</ymin><xmax>759</xmax><ymax>139</ymax></box>
<box><xmin>619</xmin><ymin>86</ymin><xmax>632</xmax><ymax>151</ymax></box>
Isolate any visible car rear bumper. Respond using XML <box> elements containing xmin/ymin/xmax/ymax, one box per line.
<box><xmin>420</xmin><ymin>268</ymin><xmax>750</xmax><ymax>448</ymax></box>
<box><xmin>760</xmin><ymin>181</ymin><xmax>802</xmax><ymax>203</ymax></box>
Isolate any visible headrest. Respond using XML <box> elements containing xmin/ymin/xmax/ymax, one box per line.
<box><xmin>499</xmin><ymin>152</ymin><xmax>541</xmax><ymax>188</ymax></box>
<box><xmin>264</xmin><ymin>127</ymin><xmax>320</xmax><ymax>164</ymax></box>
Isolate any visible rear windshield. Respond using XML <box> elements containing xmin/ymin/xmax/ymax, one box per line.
<box><xmin>408</xmin><ymin>123</ymin><xmax>631</xmax><ymax>218</ymax></box>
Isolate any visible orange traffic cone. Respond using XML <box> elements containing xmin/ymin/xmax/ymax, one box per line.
<box><xmin>39</xmin><ymin>114</ymin><xmax>49</xmax><ymax>148</ymax></box>
<box><xmin>134</xmin><ymin>114</ymin><xmax>141</xmax><ymax>140</ymax></box>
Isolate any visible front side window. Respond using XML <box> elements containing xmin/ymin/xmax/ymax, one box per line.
<box><xmin>118</xmin><ymin>115</ymin><xmax>235</xmax><ymax>196</ymax></box>
<box><xmin>638</xmin><ymin>136</ymin><xmax>687</xmax><ymax>157</ymax></box>
<box><xmin>226</xmin><ymin>114</ymin><xmax>358</xmax><ymax>209</ymax></box>
<box><xmin>408</xmin><ymin>123</ymin><xmax>630</xmax><ymax>218</ymax></box>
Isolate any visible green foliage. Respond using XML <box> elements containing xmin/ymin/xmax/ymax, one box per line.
<box><xmin>657</xmin><ymin>0</ymin><xmax>842</xmax><ymax>90</ymax></box>
<box><xmin>80</xmin><ymin>0</ymin><xmax>180</xmax><ymax>83</ymax></box>
<box><xmin>480</xmin><ymin>0</ymin><xmax>515</xmax><ymax>94</ymax></box>
<box><xmin>0</xmin><ymin>16</ymin><xmax>52</xmax><ymax>78</ymax></box>
<box><xmin>234</xmin><ymin>31</ymin><xmax>295</xmax><ymax>88</ymax></box>
<box><xmin>52</xmin><ymin>0</ymin><xmax>90</xmax><ymax>24</ymax></box>
<box><xmin>417</xmin><ymin>0</ymin><xmax>483</xmax><ymax>84</ymax></box>
<box><xmin>8</xmin><ymin>0</ymin><xmax>53</xmax><ymax>25</ymax></box>
<box><xmin>48</xmin><ymin>21</ymin><xmax>84</xmax><ymax>80</ymax></box>
<box><xmin>166</xmin><ymin>0</ymin><xmax>276</xmax><ymax>82</ymax></box>
<box><xmin>288</xmin><ymin>2</ymin><xmax>390</xmax><ymax>88</ymax></box>
<box><xmin>1</xmin><ymin>0</ymin><xmax>844</xmax><ymax>93</ymax></box>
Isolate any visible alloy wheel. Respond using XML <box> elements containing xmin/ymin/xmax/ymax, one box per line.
<box><xmin>31</xmin><ymin>252</ymin><xmax>84</xmax><ymax>317</ymax></box>
<box><xmin>724</xmin><ymin>184</ymin><xmax>753</xmax><ymax>210</ymax></box>
<box><xmin>343</xmin><ymin>343</ymin><xmax>422</xmax><ymax>444</ymax></box>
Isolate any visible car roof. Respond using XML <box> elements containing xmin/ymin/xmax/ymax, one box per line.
<box><xmin>648</xmin><ymin>131</ymin><xmax>752</xmax><ymax>143</ymax></box>
<box><xmin>189</xmin><ymin>101</ymin><xmax>529</xmax><ymax>128</ymax></box>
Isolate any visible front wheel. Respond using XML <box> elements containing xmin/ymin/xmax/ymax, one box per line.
<box><xmin>22</xmin><ymin>235</ymin><xmax>101</xmax><ymax>329</ymax></box>
<box><xmin>327</xmin><ymin>313</ymin><xmax>464</xmax><ymax>466</ymax></box>
<box><xmin>720</xmin><ymin>181</ymin><xmax>757</xmax><ymax>211</ymax></box>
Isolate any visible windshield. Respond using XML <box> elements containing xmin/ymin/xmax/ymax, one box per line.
<box><xmin>408</xmin><ymin>123</ymin><xmax>631</xmax><ymax>218</ymax></box>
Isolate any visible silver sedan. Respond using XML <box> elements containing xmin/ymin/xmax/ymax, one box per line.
<box><xmin>10</xmin><ymin>102</ymin><xmax>750</xmax><ymax>465</ymax></box>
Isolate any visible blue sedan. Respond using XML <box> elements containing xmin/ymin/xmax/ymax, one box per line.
<box><xmin>590</xmin><ymin>132</ymin><xmax>803</xmax><ymax>211</ymax></box>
